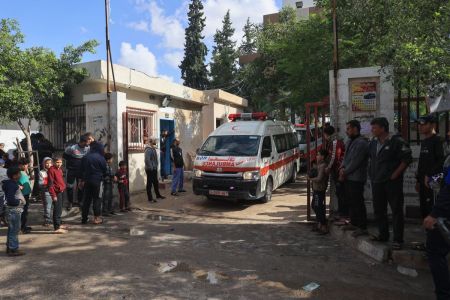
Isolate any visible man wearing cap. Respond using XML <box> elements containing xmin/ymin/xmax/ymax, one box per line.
<box><xmin>416</xmin><ymin>115</ymin><xmax>446</xmax><ymax>218</ymax></box>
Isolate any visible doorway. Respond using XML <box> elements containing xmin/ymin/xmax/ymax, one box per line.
<box><xmin>160</xmin><ymin>119</ymin><xmax>175</xmax><ymax>176</ymax></box>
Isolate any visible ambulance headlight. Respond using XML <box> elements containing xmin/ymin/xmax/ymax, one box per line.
<box><xmin>243</xmin><ymin>171</ymin><xmax>260</xmax><ymax>181</ymax></box>
<box><xmin>194</xmin><ymin>169</ymin><xmax>203</xmax><ymax>178</ymax></box>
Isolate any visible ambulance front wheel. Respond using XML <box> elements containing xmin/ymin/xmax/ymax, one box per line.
<box><xmin>261</xmin><ymin>178</ymin><xmax>273</xmax><ymax>203</ymax></box>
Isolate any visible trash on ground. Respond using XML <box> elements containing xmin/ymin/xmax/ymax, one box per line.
<box><xmin>207</xmin><ymin>271</ymin><xmax>219</xmax><ymax>284</ymax></box>
<box><xmin>158</xmin><ymin>261</ymin><xmax>178</xmax><ymax>273</ymax></box>
<box><xmin>397</xmin><ymin>266</ymin><xmax>418</xmax><ymax>277</ymax></box>
<box><xmin>129</xmin><ymin>228</ymin><xmax>146</xmax><ymax>236</ymax></box>
<box><xmin>302</xmin><ymin>282</ymin><xmax>320</xmax><ymax>292</ymax></box>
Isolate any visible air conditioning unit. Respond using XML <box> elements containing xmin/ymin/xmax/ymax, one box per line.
<box><xmin>296</xmin><ymin>1</ymin><xmax>303</xmax><ymax>8</ymax></box>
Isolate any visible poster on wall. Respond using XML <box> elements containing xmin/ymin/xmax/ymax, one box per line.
<box><xmin>351</xmin><ymin>82</ymin><xmax>377</xmax><ymax>111</ymax></box>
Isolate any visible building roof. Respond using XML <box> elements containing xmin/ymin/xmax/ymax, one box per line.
<box><xmin>75</xmin><ymin>60</ymin><xmax>247</xmax><ymax>108</ymax></box>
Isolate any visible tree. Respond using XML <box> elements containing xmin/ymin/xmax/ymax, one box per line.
<box><xmin>0</xmin><ymin>18</ymin><xmax>98</xmax><ymax>166</ymax></box>
<box><xmin>179</xmin><ymin>0</ymin><xmax>209</xmax><ymax>90</ymax></box>
<box><xmin>316</xmin><ymin>0</ymin><xmax>450</xmax><ymax>95</ymax></box>
<box><xmin>239</xmin><ymin>18</ymin><xmax>257</xmax><ymax>55</ymax></box>
<box><xmin>210</xmin><ymin>10</ymin><xmax>238</xmax><ymax>92</ymax></box>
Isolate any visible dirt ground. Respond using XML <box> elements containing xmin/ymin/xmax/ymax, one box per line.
<box><xmin>0</xmin><ymin>176</ymin><xmax>435</xmax><ymax>299</ymax></box>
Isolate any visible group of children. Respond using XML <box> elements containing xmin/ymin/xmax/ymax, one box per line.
<box><xmin>0</xmin><ymin>147</ymin><xmax>132</xmax><ymax>257</ymax></box>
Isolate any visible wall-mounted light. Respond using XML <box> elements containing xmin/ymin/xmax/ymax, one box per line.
<box><xmin>162</xmin><ymin>95</ymin><xmax>172</xmax><ymax>107</ymax></box>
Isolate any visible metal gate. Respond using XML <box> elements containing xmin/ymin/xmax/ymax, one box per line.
<box><xmin>44</xmin><ymin>105</ymin><xmax>86</xmax><ymax>150</ymax></box>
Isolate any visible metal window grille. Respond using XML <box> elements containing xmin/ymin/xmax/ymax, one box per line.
<box><xmin>43</xmin><ymin>105</ymin><xmax>86</xmax><ymax>150</ymax></box>
<box><xmin>127</xmin><ymin>107</ymin><xmax>156</xmax><ymax>152</ymax></box>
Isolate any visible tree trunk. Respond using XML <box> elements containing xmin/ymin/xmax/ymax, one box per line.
<box><xmin>17</xmin><ymin>119</ymin><xmax>34</xmax><ymax>176</ymax></box>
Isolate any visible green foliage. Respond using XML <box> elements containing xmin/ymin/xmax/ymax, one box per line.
<box><xmin>317</xmin><ymin>0</ymin><xmax>450</xmax><ymax>94</ymax></box>
<box><xmin>239</xmin><ymin>7</ymin><xmax>331</xmax><ymax>117</ymax></box>
<box><xmin>0</xmin><ymin>18</ymin><xmax>98</xmax><ymax>124</ymax></box>
<box><xmin>239</xmin><ymin>18</ymin><xmax>257</xmax><ymax>56</ymax></box>
<box><xmin>180</xmin><ymin>0</ymin><xmax>209</xmax><ymax>90</ymax></box>
<box><xmin>210</xmin><ymin>10</ymin><xmax>238</xmax><ymax>92</ymax></box>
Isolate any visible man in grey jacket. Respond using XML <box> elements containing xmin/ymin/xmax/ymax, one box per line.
<box><xmin>339</xmin><ymin>120</ymin><xmax>369</xmax><ymax>237</ymax></box>
<box><xmin>145</xmin><ymin>138</ymin><xmax>165</xmax><ymax>203</ymax></box>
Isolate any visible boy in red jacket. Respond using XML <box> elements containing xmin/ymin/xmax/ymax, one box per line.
<box><xmin>48</xmin><ymin>157</ymin><xmax>67</xmax><ymax>234</ymax></box>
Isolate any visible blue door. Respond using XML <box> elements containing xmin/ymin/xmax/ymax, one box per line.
<box><xmin>160</xmin><ymin>119</ymin><xmax>175</xmax><ymax>176</ymax></box>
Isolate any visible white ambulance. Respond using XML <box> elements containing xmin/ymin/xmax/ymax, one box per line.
<box><xmin>193</xmin><ymin>112</ymin><xmax>300</xmax><ymax>202</ymax></box>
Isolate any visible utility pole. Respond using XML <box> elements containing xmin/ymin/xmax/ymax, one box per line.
<box><xmin>105</xmin><ymin>0</ymin><xmax>116</xmax><ymax>151</ymax></box>
<box><xmin>332</xmin><ymin>0</ymin><xmax>339</xmax><ymax>128</ymax></box>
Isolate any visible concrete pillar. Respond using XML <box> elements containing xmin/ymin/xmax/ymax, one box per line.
<box><xmin>83</xmin><ymin>91</ymin><xmax>126</xmax><ymax>162</ymax></box>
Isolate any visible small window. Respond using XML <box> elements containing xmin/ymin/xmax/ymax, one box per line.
<box><xmin>262</xmin><ymin>136</ymin><xmax>272</xmax><ymax>152</ymax></box>
<box><xmin>216</xmin><ymin>118</ymin><xmax>224</xmax><ymax>129</ymax></box>
<box><xmin>127</xmin><ymin>108</ymin><xmax>155</xmax><ymax>152</ymax></box>
<box><xmin>273</xmin><ymin>134</ymin><xmax>288</xmax><ymax>153</ymax></box>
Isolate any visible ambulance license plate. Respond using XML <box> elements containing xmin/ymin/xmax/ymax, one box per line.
<box><xmin>209</xmin><ymin>190</ymin><xmax>229</xmax><ymax>196</ymax></box>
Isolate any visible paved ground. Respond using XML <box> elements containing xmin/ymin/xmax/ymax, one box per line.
<box><xmin>0</xmin><ymin>176</ymin><xmax>435</xmax><ymax>299</ymax></box>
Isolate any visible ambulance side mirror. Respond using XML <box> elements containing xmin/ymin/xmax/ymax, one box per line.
<box><xmin>261</xmin><ymin>149</ymin><xmax>272</xmax><ymax>158</ymax></box>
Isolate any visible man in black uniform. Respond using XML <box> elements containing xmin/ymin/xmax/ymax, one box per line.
<box><xmin>424</xmin><ymin>147</ymin><xmax>450</xmax><ymax>299</ymax></box>
<box><xmin>369</xmin><ymin>117</ymin><xmax>413</xmax><ymax>250</ymax></box>
<box><xmin>416</xmin><ymin>115</ymin><xmax>445</xmax><ymax>218</ymax></box>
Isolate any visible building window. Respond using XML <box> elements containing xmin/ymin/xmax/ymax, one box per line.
<box><xmin>216</xmin><ymin>118</ymin><xmax>224</xmax><ymax>129</ymax></box>
<box><xmin>127</xmin><ymin>108</ymin><xmax>156</xmax><ymax>152</ymax></box>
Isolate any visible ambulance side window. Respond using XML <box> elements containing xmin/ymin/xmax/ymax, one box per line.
<box><xmin>261</xmin><ymin>136</ymin><xmax>272</xmax><ymax>158</ymax></box>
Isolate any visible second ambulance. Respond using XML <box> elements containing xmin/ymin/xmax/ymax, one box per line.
<box><xmin>193</xmin><ymin>113</ymin><xmax>299</xmax><ymax>202</ymax></box>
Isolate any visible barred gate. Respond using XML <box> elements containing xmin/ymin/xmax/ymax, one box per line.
<box><xmin>43</xmin><ymin>105</ymin><xmax>86</xmax><ymax>150</ymax></box>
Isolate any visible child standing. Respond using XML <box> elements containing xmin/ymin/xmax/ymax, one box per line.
<box><xmin>102</xmin><ymin>153</ymin><xmax>115</xmax><ymax>216</ymax></box>
<box><xmin>308</xmin><ymin>149</ymin><xmax>330</xmax><ymax>235</ymax></box>
<box><xmin>3</xmin><ymin>166</ymin><xmax>26</xmax><ymax>256</ymax></box>
<box><xmin>0</xmin><ymin>159</ymin><xmax>7</xmax><ymax>226</ymax></box>
<box><xmin>115</xmin><ymin>161</ymin><xmax>130</xmax><ymax>212</ymax></box>
<box><xmin>48</xmin><ymin>157</ymin><xmax>67</xmax><ymax>234</ymax></box>
<box><xmin>39</xmin><ymin>157</ymin><xmax>53</xmax><ymax>226</ymax></box>
<box><xmin>18</xmin><ymin>158</ymin><xmax>32</xmax><ymax>234</ymax></box>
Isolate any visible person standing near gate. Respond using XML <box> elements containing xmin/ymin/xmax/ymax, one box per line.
<box><xmin>145</xmin><ymin>138</ymin><xmax>165</xmax><ymax>202</ymax></box>
<box><xmin>63</xmin><ymin>135</ymin><xmax>89</xmax><ymax>210</ymax></box>
<box><xmin>323</xmin><ymin>125</ymin><xmax>346</xmax><ymax>220</ymax></box>
<box><xmin>171</xmin><ymin>139</ymin><xmax>186</xmax><ymax>196</ymax></box>
<box><xmin>424</xmin><ymin>129</ymin><xmax>450</xmax><ymax>299</ymax></box>
<box><xmin>339</xmin><ymin>120</ymin><xmax>369</xmax><ymax>237</ymax></box>
<box><xmin>369</xmin><ymin>117</ymin><xmax>412</xmax><ymax>250</ymax></box>
<box><xmin>416</xmin><ymin>115</ymin><xmax>445</xmax><ymax>218</ymax></box>
<box><xmin>160</xmin><ymin>130</ymin><xmax>169</xmax><ymax>181</ymax></box>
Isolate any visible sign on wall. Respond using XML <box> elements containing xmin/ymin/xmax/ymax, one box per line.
<box><xmin>351</xmin><ymin>82</ymin><xmax>377</xmax><ymax>111</ymax></box>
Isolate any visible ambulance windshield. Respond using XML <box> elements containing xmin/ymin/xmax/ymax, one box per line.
<box><xmin>199</xmin><ymin>135</ymin><xmax>261</xmax><ymax>157</ymax></box>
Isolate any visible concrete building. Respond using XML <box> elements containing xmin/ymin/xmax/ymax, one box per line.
<box><xmin>43</xmin><ymin>60</ymin><xmax>247</xmax><ymax>193</ymax></box>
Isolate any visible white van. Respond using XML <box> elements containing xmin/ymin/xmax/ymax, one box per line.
<box><xmin>193</xmin><ymin>113</ymin><xmax>300</xmax><ymax>202</ymax></box>
<box><xmin>294</xmin><ymin>124</ymin><xmax>323</xmax><ymax>168</ymax></box>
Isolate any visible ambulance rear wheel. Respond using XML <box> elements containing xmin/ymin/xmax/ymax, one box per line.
<box><xmin>261</xmin><ymin>178</ymin><xmax>273</xmax><ymax>203</ymax></box>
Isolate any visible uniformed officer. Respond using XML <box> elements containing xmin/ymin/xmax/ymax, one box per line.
<box><xmin>416</xmin><ymin>115</ymin><xmax>446</xmax><ymax>218</ymax></box>
<box><xmin>369</xmin><ymin>117</ymin><xmax>413</xmax><ymax>250</ymax></box>
<box><xmin>424</xmin><ymin>131</ymin><xmax>450</xmax><ymax>299</ymax></box>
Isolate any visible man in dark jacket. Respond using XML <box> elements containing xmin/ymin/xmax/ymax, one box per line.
<box><xmin>424</xmin><ymin>130</ymin><xmax>450</xmax><ymax>299</ymax></box>
<box><xmin>63</xmin><ymin>135</ymin><xmax>90</xmax><ymax>209</ymax></box>
<box><xmin>339</xmin><ymin>120</ymin><xmax>369</xmax><ymax>237</ymax></box>
<box><xmin>145</xmin><ymin>138</ymin><xmax>165</xmax><ymax>202</ymax></box>
<box><xmin>80</xmin><ymin>141</ymin><xmax>106</xmax><ymax>225</ymax></box>
<box><xmin>171</xmin><ymin>139</ymin><xmax>185</xmax><ymax>196</ymax></box>
<box><xmin>416</xmin><ymin>115</ymin><xmax>445</xmax><ymax>218</ymax></box>
<box><xmin>369</xmin><ymin>117</ymin><xmax>412</xmax><ymax>249</ymax></box>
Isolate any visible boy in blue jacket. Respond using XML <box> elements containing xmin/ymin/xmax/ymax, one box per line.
<box><xmin>3</xmin><ymin>166</ymin><xmax>26</xmax><ymax>256</ymax></box>
<box><xmin>80</xmin><ymin>141</ymin><xmax>106</xmax><ymax>225</ymax></box>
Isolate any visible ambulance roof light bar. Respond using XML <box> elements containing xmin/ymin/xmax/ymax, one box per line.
<box><xmin>228</xmin><ymin>112</ymin><xmax>268</xmax><ymax>122</ymax></box>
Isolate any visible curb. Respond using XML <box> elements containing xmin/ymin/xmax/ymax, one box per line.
<box><xmin>330</xmin><ymin>224</ymin><xmax>390</xmax><ymax>262</ymax></box>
